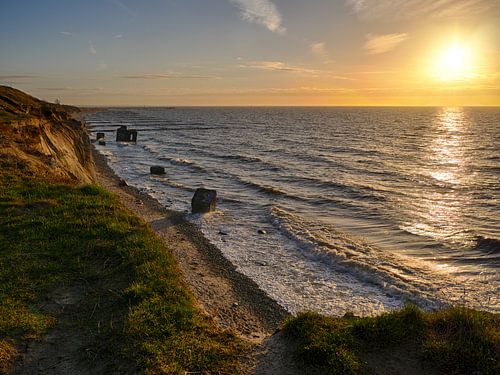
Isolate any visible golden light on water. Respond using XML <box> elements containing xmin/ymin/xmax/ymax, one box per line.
<box><xmin>403</xmin><ymin>108</ymin><xmax>472</xmax><ymax>248</ymax></box>
<box><xmin>429</xmin><ymin>107</ymin><xmax>465</xmax><ymax>185</ymax></box>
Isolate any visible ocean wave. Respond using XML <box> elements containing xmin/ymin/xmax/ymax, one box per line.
<box><xmin>181</xmin><ymin>148</ymin><xmax>287</xmax><ymax>174</ymax></box>
<box><xmin>159</xmin><ymin>156</ymin><xmax>208</xmax><ymax>173</ymax></box>
<box><xmin>219</xmin><ymin>154</ymin><xmax>264</xmax><ymax>164</ymax></box>
<box><xmin>289</xmin><ymin>175</ymin><xmax>388</xmax><ymax>204</ymax></box>
<box><xmin>237</xmin><ymin>178</ymin><xmax>289</xmax><ymax>197</ymax></box>
<box><xmin>398</xmin><ymin>223</ymin><xmax>500</xmax><ymax>260</ymax></box>
<box><xmin>268</xmin><ymin>206</ymin><xmax>498</xmax><ymax>310</ymax></box>
<box><xmin>160</xmin><ymin>179</ymin><xmax>196</xmax><ymax>192</ymax></box>
<box><xmin>141</xmin><ymin>144</ymin><xmax>161</xmax><ymax>155</ymax></box>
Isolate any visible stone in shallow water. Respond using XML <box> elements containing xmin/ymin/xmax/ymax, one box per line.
<box><xmin>150</xmin><ymin>166</ymin><xmax>166</xmax><ymax>175</ymax></box>
<box><xmin>191</xmin><ymin>188</ymin><xmax>217</xmax><ymax>213</ymax></box>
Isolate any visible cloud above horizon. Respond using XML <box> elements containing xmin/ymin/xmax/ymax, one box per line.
<box><xmin>89</xmin><ymin>41</ymin><xmax>97</xmax><ymax>55</ymax></box>
<box><xmin>229</xmin><ymin>0</ymin><xmax>285</xmax><ymax>33</ymax></box>
<box><xmin>310</xmin><ymin>41</ymin><xmax>327</xmax><ymax>57</ymax></box>
<box><xmin>347</xmin><ymin>0</ymin><xmax>494</xmax><ymax>19</ymax></box>
<box><xmin>107</xmin><ymin>0</ymin><xmax>136</xmax><ymax>17</ymax></box>
<box><xmin>120</xmin><ymin>72</ymin><xmax>216</xmax><ymax>79</ymax></box>
<box><xmin>364</xmin><ymin>33</ymin><xmax>408</xmax><ymax>54</ymax></box>
<box><xmin>0</xmin><ymin>75</ymin><xmax>39</xmax><ymax>80</ymax></box>
<box><xmin>239</xmin><ymin>60</ymin><xmax>318</xmax><ymax>74</ymax></box>
<box><xmin>238</xmin><ymin>60</ymin><xmax>355</xmax><ymax>80</ymax></box>
<box><xmin>38</xmin><ymin>87</ymin><xmax>103</xmax><ymax>92</ymax></box>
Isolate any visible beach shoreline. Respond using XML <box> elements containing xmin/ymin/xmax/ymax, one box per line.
<box><xmin>92</xmin><ymin>147</ymin><xmax>289</xmax><ymax>340</ymax></box>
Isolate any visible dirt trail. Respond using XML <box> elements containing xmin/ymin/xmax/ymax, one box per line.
<box><xmin>12</xmin><ymin>283</ymin><xmax>123</xmax><ymax>375</ymax></box>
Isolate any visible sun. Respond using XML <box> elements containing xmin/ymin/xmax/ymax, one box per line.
<box><xmin>433</xmin><ymin>42</ymin><xmax>475</xmax><ymax>81</ymax></box>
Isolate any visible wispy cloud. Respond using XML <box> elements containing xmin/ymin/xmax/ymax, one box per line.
<box><xmin>39</xmin><ymin>87</ymin><xmax>103</xmax><ymax>92</ymax></box>
<box><xmin>347</xmin><ymin>0</ymin><xmax>367</xmax><ymax>12</ymax></box>
<box><xmin>310</xmin><ymin>41</ymin><xmax>327</xmax><ymax>57</ymax></box>
<box><xmin>238</xmin><ymin>60</ymin><xmax>355</xmax><ymax>80</ymax></box>
<box><xmin>113</xmin><ymin>34</ymin><xmax>123</xmax><ymax>39</ymax></box>
<box><xmin>89</xmin><ymin>41</ymin><xmax>97</xmax><ymax>55</ymax></box>
<box><xmin>0</xmin><ymin>75</ymin><xmax>39</xmax><ymax>80</ymax></box>
<box><xmin>60</xmin><ymin>31</ymin><xmax>75</xmax><ymax>36</ymax></box>
<box><xmin>347</xmin><ymin>0</ymin><xmax>494</xmax><ymax>19</ymax></box>
<box><xmin>120</xmin><ymin>72</ymin><xmax>216</xmax><ymax>79</ymax></box>
<box><xmin>107</xmin><ymin>0</ymin><xmax>136</xmax><ymax>17</ymax></box>
<box><xmin>239</xmin><ymin>60</ymin><xmax>316</xmax><ymax>74</ymax></box>
<box><xmin>228</xmin><ymin>0</ymin><xmax>285</xmax><ymax>33</ymax></box>
<box><xmin>364</xmin><ymin>33</ymin><xmax>408</xmax><ymax>54</ymax></box>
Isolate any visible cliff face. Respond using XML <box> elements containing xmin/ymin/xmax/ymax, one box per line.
<box><xmin>0</xmin><ymin>86</ymin><xmax>95</xmax><ymax>183</ymax></box>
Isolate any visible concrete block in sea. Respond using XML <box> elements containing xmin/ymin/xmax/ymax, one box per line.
<box><xmin>192</xmin><ymin>188</ymin><xmax>217</xmax><ymax>213</ymax></box>
<box><xmin>116</xmin><ymin>125</ymin><xmax>138</xmax><ymax>142</ymax></box>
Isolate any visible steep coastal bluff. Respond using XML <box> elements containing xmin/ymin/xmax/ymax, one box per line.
<box><xmin>0</xmin><ymin>85</ymin><xmax>95</xmax><ymax>183</ymax></box>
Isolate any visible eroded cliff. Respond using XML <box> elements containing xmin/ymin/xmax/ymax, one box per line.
<box><xmin>0</xmin><ymin>86</ymin><xmax>95</xmax><ymax>183</ymax></box>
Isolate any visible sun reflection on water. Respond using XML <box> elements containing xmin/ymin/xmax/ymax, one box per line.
<box><xmin>403</xmin><ymin>107</ymin><xmax>473</xmax><ymax>249</ymax></box>
<box><xmin>429</xmin><ymin>107</ymin><xmax>466</xmax><ymax>185</ymax></box>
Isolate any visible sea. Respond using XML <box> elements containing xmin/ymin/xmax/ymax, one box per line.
<box><xmin>84</xmin><ymin>107</ymin><xmax>499</xmax><ymax>316</ymax></box>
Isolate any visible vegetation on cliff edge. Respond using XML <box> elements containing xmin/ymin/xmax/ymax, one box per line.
<box><xmin>283</xmin><ymin>304</ymin><xmax>499</xmax><ymax>375</ymax></box>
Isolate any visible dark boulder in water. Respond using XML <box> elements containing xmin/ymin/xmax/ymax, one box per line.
<box><xmin>98</xmin><ymin>140</ymin><xmax>106</xmax><ymax>146</ymax></box>
<box><xmin>257</xmin><ymin>229</ymin><xmax>268</xmax><ymax>235</ymax></box>
<box><xmin>475</xmin><ymin>236</ymin><xmax>500</xmax><ymax>254</ymax></box>
<box><xmin>191</xmin><ymin>188</ymin><xmax>217</xmax><ymax>213</ymax></box>
<box><xmin>150</xmin><ymin>166</ymin><xmax>166</xmax><ymax>175</ymax></box>
<box><xmin>96</xmin><ymin>132</ymin><xmax>105</xmax><ymax>140</ymax></box>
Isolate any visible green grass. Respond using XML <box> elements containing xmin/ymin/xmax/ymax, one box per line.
<box><xmin>0</xmin><ymin>176</ymin><xmax>246</xmax><ymax>374</ymax></box>
<box><xmin>283</xmin><ymin>305</ymin><xmax>499</xmax><ymax>375</ymax></box>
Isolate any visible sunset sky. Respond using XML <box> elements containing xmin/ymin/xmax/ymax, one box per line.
<box><xmin>1</xmin><ymin>0</ymin><xmax>499</xmax><ymax>106</ymax></box>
